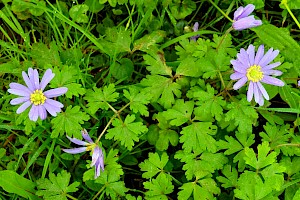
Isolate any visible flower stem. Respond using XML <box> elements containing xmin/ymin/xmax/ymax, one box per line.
<box><xmin>216</xmin><ymin>27</ymin><xmax>233</xmax><ymax>51</ymax></box>
<box><xmin>96</xmin><ymin>102</ymin><xmax>131</xmax><ymax>143</ymax></box>
<box><xmin>282</xmin><ymin>1</ymin><xmax>300</xmax><ymax>29</ymax></box>
<box><xmin>207</xmin><ymin>0</ymin><xmax>233</xmax><ymax>22</ymax></box>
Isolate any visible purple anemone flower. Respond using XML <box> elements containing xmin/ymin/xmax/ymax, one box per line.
<box><xmin>298</xmin><ymin>80</ymin><xmax>300</xmax><ymax>86</ymax></box>
<box><xmin>190</xmin><ymin>22</ymin><xmax>200</xmax><ymax>41</ymax></box>
<box><xmin>230</xmin><ymin>44</ymin><xmax>284</xmax><ymax>106</ymax></box>
<box><xmin>63</xmin><ymin>129</ymin><xmax>104</xmax><ymax>179</ymax></box>
<box><xmin>8</xmin><ymin>68</ymin><xmax>67</xmax><ymax>121</ymax></box>
<box><xmin>232</xmin><ymin>4</ymin><xmax>262</xmax><ymax>31</ymax></box>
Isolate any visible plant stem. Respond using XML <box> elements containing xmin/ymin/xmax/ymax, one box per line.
<box><xmin>282</xmin><ymin>1</ymin><xmax>300</xmax><ymax>29</ymax></box>
<box><xmin>207</xmin><ymin>0</ymin><xmax>233</xmax><ymax>22</ymax></box>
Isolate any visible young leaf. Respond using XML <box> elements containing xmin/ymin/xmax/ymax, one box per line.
<box><xmin>141</xmin><ymin>75</ymin><xmax>181</xmax><ymax>109</ymax></box>
<box><xmin>260</xmin><ymin>163</ymin><xmax>285</xmax><ymax>191</ymax></box>
<box><xmin>51</xmin><ymin>106</ymin><xmax>90</xmax><ymax>138</ymax></box>
<box><xmin>139</xmin><ymin>152</ymin><xmax>169</xmax><ymax>179</ymax></box>
<box><xmin>0</xmin><ymin>170</ymin><xmax>38</xmax><ymax>200</ymax></box>
<box><xmin>225</xmin><ymin>98</ymin><xmax>258</xmax><ymax>134</ymax></box>
<box><xmin>69</xmin><ymin>4</ymin><xmax>89</xmax><ymax>23</ymax></box>
<box><xmin>36</xmin><ymin>170</ymin><xmax>79</xmax><ymax>200</ymax></box>
<box><xmin>106</xmin><ymin>115</ymin><xmax>148</xmax><ymax>150</ymax></box>
<box><xmin>244</xmin><ymin>142</ymin><xmax>277</xmax><ymax>170</ymax></box>
<box><xmin>144</xmin><ymin>173</ymin><xmax>174</xmax><ymax>199</ymax></box>
<box><xmin>84</xmin><ymin>84</ymin><xmax>119</xmax><ymax>114</ymax></box>
<box><xmin>180</xmin><ymin>122</ymin><xmax>218</xmax><ymax>154</ymax></box>
<box><xmin>162</xmin><ymin>99</ymin><xmax>194</xmax><ymax>126</ymax></box>
<box><xmin>123</xmin><ymin>86</ymin><xmax>152</xmax><ymax>116</ymax></box>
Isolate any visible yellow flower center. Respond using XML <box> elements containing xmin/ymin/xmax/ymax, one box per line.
<box><xmin>86</xmin><ymin>143</ymin><xmax>97</xmax><ymax>151</ymax></box>
<box><xmin>246</xmin><ymin>65</ymin><xmax>264</xmax><ymax>82</ymax></box>
<box><xmin>30</xmin><ymin>90</ymin><xmax>46</xmax><ymax>105</ymax></box>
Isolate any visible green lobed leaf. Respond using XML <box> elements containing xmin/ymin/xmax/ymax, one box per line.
<box><xmin>217</xmin><ymin>131</ymin><xmax>255</xmax><ymax>171</ymax></box>
<box><xmin>106</xmin><ymin>115</ymin><xmax>148</xmax><ymax>150</ymax></box>
<box><xmin>84</xmin><ymin>84</ymin><xmax>119</xmax><ymax>114</ymax></box>
<box><xmin>216</xmin><ymin>165</ymin><xmax>238</xmax><ymax>189</ymax></box>
<box><xmin>30</xmin><ymin>42</ymin><xmax>61</xmax><ymax>68</ymax></box>
<box><xmin>193</xmin><ymin>84</ymin><xmax>226</xmax><ymax>121</ymax></box>
<box><xmin>175</xmin><ymin>56</ymin><xmax>201</xmax><ymax>77</ymax></box>
<box><xmin>180</xmin><ymin>122</ymin><xmax>218</xmax><ymax>154</ymax></box>
<box><xmin>244</xmin><ymin>142</ymin><xmax>277</xmax><ymax>170</ymax></box>
<box><xmin>133</xmin><ymin>30</ymin><xmax>166</xmax><ymax>52</ymax></box>
<box><xmin>69</xmin><ymin>4</ymin><xmax>89</xmax><ymax>23</ymax></box>
<box><xmin>139</xmin><ymin>152</ymin><xmax>169</xmax><ymax>179</ymax></box>
<box><xmin>178</xmin><ymin>178</ymin><xmax>220</xmax><ymax>200</ymax></box>
<box><xmin>234</xmin><ymin>171</ymin><xmax>275</xmax><ymax>200</ymax></box>
<box><xmin>162</xmin><ymin>99</ymin><xmax>194</xmax><ymax>126</ymax></box>
<box><xmin>143</xmin><ymin>52</ymin><xmax>172</xmax><ymax>76</ymax></box>
<box><xmin>144</xmin><ymin>173</ymin><xmax>174</xmax><ymax>199</ymax></box>
<box><xmin>155</xmin><ymin>129</ymin><xmax>179</xmax><ymax>151</ymax></box>
<box><xmin>123</xmin><ymin>86</ymin><xmax>152</xmax><ymax>116</ymax></box>
<box><xmin>225</xmin><ymin>98</ymin><xmax>258</xmax><ymax>134</ymax></box>
<box><xmin>51</xmin><ymin>106</ymin><xmax>90</xmax><ymax>138</ymax></box>
<box><xmin>36</xmin><ymin>170</ymin><xmax>79</xmax><ymax>200</ymax></box>
<box><xmin>0</xmin><ymin>170</ymin><xmax>38</xmax><ymax>199</ymax></box>
<box><xmin>141</xmin><ymin>75</ymin><xmax>181</xmax><ymax>109</ymax></box>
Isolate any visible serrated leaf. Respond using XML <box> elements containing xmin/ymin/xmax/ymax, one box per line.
<box><xmin>280</xmin><ymin>156</ymin><xmax>300</xmax><ymax>178</ymax></box>
<box><xmin>175</xmin><ymin>151</ymin><xmax>227</xmax><ymax>181</ymax></box>
<box><xmin>234</xmin><ymin>171</ymin><xmax>274</xmax><ymax>200</ymax></box>
<box><xmin>144</xmin><ymin>173</ymin><xmax>174</xmax><ymax>199</ymax></box>
<box><xmin>244</xmin><ymin>142</ymin><xmax>277</xmax><ymax>170</ymax></box>
<box><xmin>217</xmin><ymin>132</ymin><xmax>255</xmax><ymax>171</ymax></box>
<box><xmin>36</xmin><ymin>170</ymin><xmax>79</xmax><ymax>200</ymax></box>
<box><xmin>180</xmin><ymin>122</ymin><xmax>217</xmax><ymax>154</ymax></box>
<box><xmin>217</xmin><ymin>165</ymin><xmax>238</xmax><ymax>189</ymax></box>
<box><xmin>225</xmin><ymin>98</ymin><xmax>258</xmax><ymax>134</ymax></box>
<box><xmin>51</xmin><ymin>106</ymin><xmax>90</xmax><ymax>138</ymax></box>
<box><xmin>30</xmin><ymin>42</ymin><xmax>61</xmax><ymax>68</ymax></box>
<box><xmin>156</xmin><ymin>129</ymin><xmax>179</xmax><ymax>151</ymax></box>
<box><xmin>139</xmin><ymin>152</ymin><xmax>169</xmax><ymax>179</ymax></box>
<box><xmin>106</xmin><ymin>115</ymin><xmax>148</xmax><ymax>150</ymax></box>
<box><xmin>259</xmin><ymin>123</ymin><xmax>290</xmax><ymax>151</ymax></box>
<box><xmin>178</xmin><ymin>178</ymin><xmax>220</xmax><ymax>200</ymax></box>
<box><xmin>193</xmin><ymin>85</ymin><xmax>226</xmax><ymax>121</ymax></box>
<box><xmin>261</xmin><ymin>163</ymin><xmax>285</xmax><ymax>191</ymax></box>
<box><xmin>65</xmin><ymin>83</ymin><xmax>86</xmax><ymax>98</ymax></box>
<box><xmin>175</xmin><ymin>56</ymin><xmax>201</xmax><ymax>77</ymax></box>
<box><xmin>102</xmin><ymin>27</ymin><xmax>131</xmax><ymax>56</ymax></box>
<box><xmin>84</xmin><ymin>84</ymin><xmax>119</xmax><ymax>114</ymax></box>
<box><xmin>123</xmin><ymin>86</ymin><xmax>152</xmax><ymax>116</ymax></box>
<box><xmin>141</xmin><ymin>75</ymin><xmax>181</xmax><ymax>109</ymax></box>
<box><xmin>143</xmin><ymin>52</ymin><xmax>172</xmax><ymax>76</ymax></box>
<box><xmin>0</xmin><ymin>170</ymin><xmax>38</xmax><ymax>200</ymax></box>
<box><xmin>162</xmin><ymin>99</ymin><xmax>194</xmax><ymax>126</ymax></box>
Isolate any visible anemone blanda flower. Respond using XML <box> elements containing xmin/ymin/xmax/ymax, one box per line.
<box><xmin>8</xmin><ymin>68</ymin><xmax>67</xmax><ymax>121</ymax></box>
<box><xmin>298</xmin><ymin>80</ymin><xmax>300</xmax><ymax>86</ymax></box>
<box><xmin>63</xmin><ymin>129</ymin><xmax>104</xmax><ymax>179</ymax></box>
<box><xmin>190</xmin><ymin>22</ymin><xmax>200</xmax><ymax>41</ymax></box>
<box><xmin>232</xmin><ymin>4</ymin><xmax>262</xmax><ymax>31</ymax></box>
<box><xmin>230</xmin><ymin>44</ymin><xmax>284</xmax><ymax>106</ymax></box>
